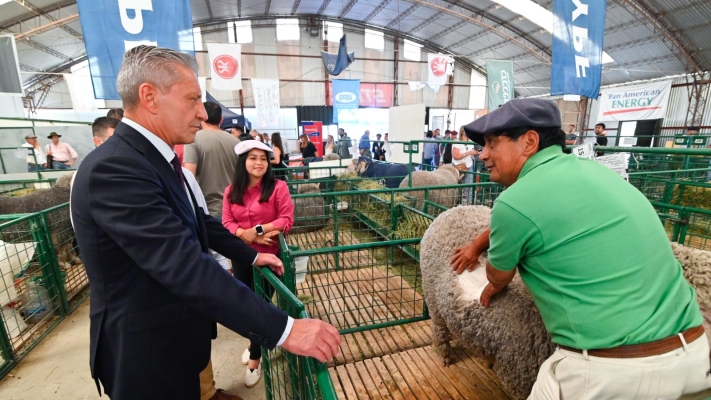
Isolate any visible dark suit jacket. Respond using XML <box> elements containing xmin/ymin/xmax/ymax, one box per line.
<box><xmin>71</xmin><ymin>122</ymin><xmax>288</xmax><ymax>400</ymax></box>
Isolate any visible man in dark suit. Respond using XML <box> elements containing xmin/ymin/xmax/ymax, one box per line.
<box><xmin>71</xmin><ymin>45</ymin><xmax>341</xmax><ymax>400</ymax></box>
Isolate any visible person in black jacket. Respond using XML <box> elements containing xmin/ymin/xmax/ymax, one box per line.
<box><xmin>299</xmin><ymin>134</ymin><xmax>317</xmax><ymax>158</ymax></box>
<box><xmin>71</xmin><ymin>45</ymin><xmax>341</xmax><ymax>400</ymax></box>
<box><xmin>594</xmin><ymin>123</ymin><xmax>608</xmax><ymax>156</ymax></box>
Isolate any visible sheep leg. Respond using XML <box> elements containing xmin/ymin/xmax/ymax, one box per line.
<box><xmin>430</xmin><ymin>310</ymin><xmax>454</xmax><ymax>366</ymax></box>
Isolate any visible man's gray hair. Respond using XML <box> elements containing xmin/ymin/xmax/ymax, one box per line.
<box><xmin>116</xmin><ymin>45</ymin><xmax>198</xmax><ymax>109</ymax></box>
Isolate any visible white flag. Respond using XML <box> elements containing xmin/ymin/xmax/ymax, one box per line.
<box><xmin>207</xmin><ymin>43</ymin><xmax>242</xmax><ymax>91</ymax></box>
<box><xmin>251</xmin><ymin>79</ymin><xmax>280</xmax><ymax>127</ymax></box>
<box><xmin>427</xmin><ymin>54</ymin><xmax>453</xmax><ymax>87</ymax></box>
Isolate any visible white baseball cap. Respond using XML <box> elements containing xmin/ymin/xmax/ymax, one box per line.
<box><xmin>234</xmin><ymin>139</ymin><xmax>274</xmax><ymax>159</ymax></box>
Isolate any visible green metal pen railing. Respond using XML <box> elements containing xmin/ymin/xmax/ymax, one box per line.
<box><xmin>254</xmin><ymin>263</ymin><xmax>338</xmax><ymax>400</ymax></box>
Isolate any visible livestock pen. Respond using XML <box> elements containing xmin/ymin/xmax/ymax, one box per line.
<box><xmin>0</xmin><ymin>178</ymin><xmax>86</xmax><ymax>380</ymax></box>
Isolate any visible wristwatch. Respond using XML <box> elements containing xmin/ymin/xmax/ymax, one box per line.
<box><xmin>255</xmin><ymin>224</ymin><xmax>265</xmax><ymax>236</ymax></box>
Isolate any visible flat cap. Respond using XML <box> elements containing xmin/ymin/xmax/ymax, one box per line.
<box><xmin>463</xmin><ymin>99</ymin><xmax>562</xmax><ymax>146</ymax></box>
<box><xmin>687</xmin><ymin>126</ymin><xmax>700</xmax><ymax>131</ymax></box>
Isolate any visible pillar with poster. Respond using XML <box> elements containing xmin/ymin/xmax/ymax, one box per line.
<box><xmin>302</xmin><ymin>121</ymin><xmax>324</xmax><ymax>157</ymax></box>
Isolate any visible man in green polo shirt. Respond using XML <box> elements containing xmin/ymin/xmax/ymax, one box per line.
<box><xmin>451</xmin><ymin>99</ymin><xmax>708</xmax><ymax>399</ymax></box>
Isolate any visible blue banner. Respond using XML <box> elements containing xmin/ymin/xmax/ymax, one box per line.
<box><xmin>321</xmin><ymin>35</ymin><xmax>355</xmax><ymax>76</ymax></box>
<box><xmin>76</xmin><ymin>0</ymin><xmax>195</xmax><ymax>100</ymax></box>
<box><xmin>551</xmin><ymin>0</ymin><xmax>606</xmax><ymax>98</ymax></box>
<box><xmin>332</xmin><ymin>79</ymin><xmax>360</xmax><ymax>123</ymax></box>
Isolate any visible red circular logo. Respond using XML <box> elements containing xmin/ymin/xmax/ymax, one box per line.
<box><xmin>430</xmin><ymin>57</ymin><xmax>447</xmax><ymax>77</ymax></box>
<box><xmin>213</xmin><ymin>55</ymin><xmax>239</xmax><ymax>79</ymax></box>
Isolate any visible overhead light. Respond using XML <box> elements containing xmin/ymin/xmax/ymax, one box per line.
<box><xmin>490</xmin><ymin>0</ymin><xmax>615</xmax><ymax>64</ymax></box>
<box><xmin>0</xmin><ymin>0</ymin><xmax>14</xmax><ymax>5</ymax></box>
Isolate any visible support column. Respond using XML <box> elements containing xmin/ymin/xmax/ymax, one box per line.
<box><xmin>393</xmin><ymin>39</ymin><xmax>399</xmax><ymax>106</ymax></box>
<box><xmin>577</xmin><ymin>96</ymin><xmax>589</xmax><ymax>137</ymax></box>
<box><xmin>685</xmin><ymin>71</ymin><xmax>710</xmax><ymax>128</ymax></box>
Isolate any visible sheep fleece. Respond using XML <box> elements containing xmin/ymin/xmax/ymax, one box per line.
<box><xmin>422</xmin><ymin>206</ymin><xmax>711</xmax><ymax>399</ymax></box>
<box><xmin>421</xmin><ymin>205</ymin><xmax>559</xmax><ymax>400</ymax></box>
<box><xmin>399</xmin><ymin>164</ymin><xmax>460</xmax><ymax>208</ymax></box>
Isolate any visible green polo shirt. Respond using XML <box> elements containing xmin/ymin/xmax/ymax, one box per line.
<box><xmin>488</xmin><ymin>146</ymin><xmax>702</xmax><ymax>349</ymax></box>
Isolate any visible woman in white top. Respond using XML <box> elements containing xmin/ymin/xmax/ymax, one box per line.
<box><xmin>452</xmin><ymin>127</ymin><xmax>479</xmax><ymax>205</ymax></box>
<box><xmin>323</xmin><ymin>135</ymin><xmax>336</xmax><ymax>156</ymax></box>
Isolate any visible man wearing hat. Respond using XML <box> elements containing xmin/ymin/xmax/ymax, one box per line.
<box><xmin>21</xmin><ymin>134</ymin><xmax>47</xmax><ymax>172</ymax></box>
<box><xmin>452</xmin><ymin>99</ymin><xmax>708</xmax><ymax>398</ymax></box>
<box><xmin>45</xmin><ymin>132</ymin><xmax>78</xmax><ymax>169</ymax></box>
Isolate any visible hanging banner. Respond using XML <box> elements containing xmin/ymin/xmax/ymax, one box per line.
<box><xmin>251</xmin><ymin>79</ymin><xmax>280</xmax><ymax>127</ymax></box>
<box><xmin>332</xmin><ymin>79</ymin><xmax>360</xmax><ymax>123</ymax></box>
<box><xmin>321</xmin><ymin>35</ymin><xmax>355</xmax><ymax>76</ymax></box>
<box><xmin>597</xmin><ymin>80</ymin><xmax>672</xmax><ymax>122</ymax></box>
<box><xmin>302</xmin><ymin>121</ymin><xmax>324</xmax><ymax>157</ymax></box>
<box><xmin>427</xmin><ymin>54</ymin><xmax>453</xmax><ymax>88</ymax></box>
<box><xmin>207</xmin><ymin>43</ymin><xmax>242</xmax><ymax>90</ymax></box>
<box><xmin>76</xmin><ymin>0</ymin><xmax>195</xmax><ymax>100</ymax></box>
<box><xmin>550</xmin><ymin>0</ymin><xmax>607</xmax><ymax>98</ymax></box>
<box><xmin>485</xmin><ymin>60</ymin><xmax>514</xmax><ymax>110</ymax></box>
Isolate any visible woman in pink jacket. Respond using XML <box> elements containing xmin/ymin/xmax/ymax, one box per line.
<box><xmin>222</xmin><ymin>140</ymin><xmax>294</xmax><ymax>388</ymax></box>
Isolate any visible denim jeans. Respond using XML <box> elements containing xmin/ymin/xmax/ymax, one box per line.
<box><xmin>27</xmin><ymin>164</ymin><xmax>45</xmax><ymax>172</ymax></box>
<box><xmin>461</xmin><ymin>164</ymin><xmax>474</xmax><ymax>205</ymax></box>
<box><xmin>52</xmin><ymin>161</ymin><xmax>70</xmax><ymax>170</ymax></box>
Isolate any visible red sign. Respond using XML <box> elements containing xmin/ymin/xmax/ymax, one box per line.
<box><xmin>213</xmin><ymin>55</ymin><xmax>239</xmax><ymax>79</ymax></box>
<box><xmin>430</xmin><ymin>57</ymin><xmax>447</xmax><ymax>77</ymax></box>
<box><xmin>327</xmin><ymin>83</ymin><xmax>393</xmax><ymax>107</ymax></box>
<box><xmin>302</xmin><ymin>121</ymin><xmax>324</xmax><ymax>157</ymax></box>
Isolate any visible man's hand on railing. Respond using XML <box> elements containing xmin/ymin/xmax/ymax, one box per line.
<box><xmin>281</xmin><ymin>319</ymin><xmax>342</xmax><ymax>363</ymax></box>
<box><xmin>255</xmin><ymin>253</ymin><xmax>284</xmax><ymax>275</ymax></box>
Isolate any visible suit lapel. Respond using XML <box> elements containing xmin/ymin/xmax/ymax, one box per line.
<box><xmin>114</xmin><ymin>123</ymin><xmax>198</xmax><ymax>229</ymax></box>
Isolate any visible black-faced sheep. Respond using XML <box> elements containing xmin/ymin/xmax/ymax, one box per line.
<box><xmin>0</xmin><ymin>173</ymin><xmax>78</xmax><ymax>269</ymax></box>
<box><xmin>421</xmin><ymin>205</ymin><xmax>711</xmax><ymax>400</ymax></box>
<box><xmin>346</xmin><ymin>157</ymin><xmax>412</xmax><ymax>189</ymax></box>
<box><xmin>398</xmin><ymin>164</ymin><xmax>462</xmax><ymax>210</ymax></box>
<box><xmin>290</xmin><ymin>183</ymin><xmax>329</xmax><ymax>234</ymax></box>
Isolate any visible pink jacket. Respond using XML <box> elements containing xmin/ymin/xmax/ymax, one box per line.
<box><xmin>222</xmin><ymin>179</ymin><xmax>294</xmax><ymax>255</ymax></box>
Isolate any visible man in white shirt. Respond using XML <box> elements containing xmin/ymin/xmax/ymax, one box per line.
<box><xmin>21</xmin><ymin>134</ymin><xmax>47</xmax><ymax>172</ymax></box>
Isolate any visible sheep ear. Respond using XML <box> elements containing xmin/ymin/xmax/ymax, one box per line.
<box><xmin>352</xmin><ymin>160</ymin><xmax>358</xmax><ymax>165</ymax></box>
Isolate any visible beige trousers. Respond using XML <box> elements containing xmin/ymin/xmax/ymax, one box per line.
<box><xmin>199</xmin><ymin>359</ymin><xmax>217</xmax><ymax>400</ymax></box>
<box><xmin>528</xmin><ymin>333</ymin><xmax>711</xmax><ymax>399</ymax></box>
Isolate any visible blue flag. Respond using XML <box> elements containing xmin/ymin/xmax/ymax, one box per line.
<box><xmin>332</xmin><ymin>80</ymin><xmax>360</xmax><ymax>123</ymax></box>
<box><xmin>551</xmin><ymin>0</ymin><xmax>606</xmax><ymax>98</ymax></box>
<box><xmin>76</xmin><ymin>0</ymin><xmax>195</xmax><ymax>100</ymax></box>
<box><xmin>321</xmin><ymin>35</ymin><xmax>355</xmax><ymax>76</ymax></box>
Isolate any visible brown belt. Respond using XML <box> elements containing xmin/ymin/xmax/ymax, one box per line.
<box><xmin>559</xmin><ymin>325</ymin><xmax>705</xmax><ymax>358</ymax></box>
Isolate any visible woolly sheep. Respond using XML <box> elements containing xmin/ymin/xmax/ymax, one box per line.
<box><xmin>421</xmin><ymin>206</ymin><xmax>711</xmax><ymax>400</ymax></box>
<box><xmin>398</xmin><ymin>164</ymin><xmax>461</xmax><ymax>209</ymax></box>
<box><xmin>0</xmin><ymin>173</ymin><xmax>78</xmax><ymax>269</ymax></box>
<box><xmin>346</xmin><ymin>157</ymin><xmax>412</xmax><ymax>189</ymax></box>
<box><xmin>290</xmin><ymin>183</ymin><xmax>329</xmax><ymax>234</ymax></box>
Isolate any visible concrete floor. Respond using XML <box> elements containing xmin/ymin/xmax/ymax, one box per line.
<box><xmin>0</xmin><ymin>301</ymin><xmax>266</xmax><ymax>400</ymax></box>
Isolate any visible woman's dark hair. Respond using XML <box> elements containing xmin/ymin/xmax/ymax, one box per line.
<box><xmin>426</xmin><ymin>130</ymin><xmax>433</xmax><ymax>138</ymax></box>
<box><xmin>490</xmin><ymin>126</ymin><xmax>566</xmax><ymax>151</ymax></box>
<box><xmin>271</xmin><ymin>132</ymin><xmax>285</xmax><ymax>156</ymax></box>
<box><xmin>228</xmin><ymin>150</ymin><xmax>276</xmax><ymax>205</ymax></box>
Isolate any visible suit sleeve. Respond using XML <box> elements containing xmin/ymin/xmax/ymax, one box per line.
<box><xmin>202</xmin><ymin>214</ymin><xmax>258</xmax><ymax>265</ymax></box>
<box><xmin>87</xmin><ymin>156</ymin><xmax>286</xmax><ymax>348</ymax></box>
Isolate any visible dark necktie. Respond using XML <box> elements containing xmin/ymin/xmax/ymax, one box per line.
<box><xmin>170</xmin><ymin>154</ymin><xmax>185</xmax><ymax>186</ymax></box>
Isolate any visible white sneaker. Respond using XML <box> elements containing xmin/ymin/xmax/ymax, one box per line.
<box><xmin>241</xmin><ymin>347</ymin><xmax>250</xmax><ymax>365</ymax></box>
<box><xmin>245</xmin><ymin>365</ymin><xmax>261</xmax><ymax>388</ymax></box>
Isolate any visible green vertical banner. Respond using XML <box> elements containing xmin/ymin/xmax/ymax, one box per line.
<box><xmin>485</xmin><ymin>60</ymin><xmax>514</xmax><ymax>111</ymax></box>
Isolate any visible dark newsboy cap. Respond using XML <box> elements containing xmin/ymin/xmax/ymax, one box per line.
<box><xmin>463</xmin><ymin>99</ymin><xmax>562</xmax><ymax>146</ymax></box>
